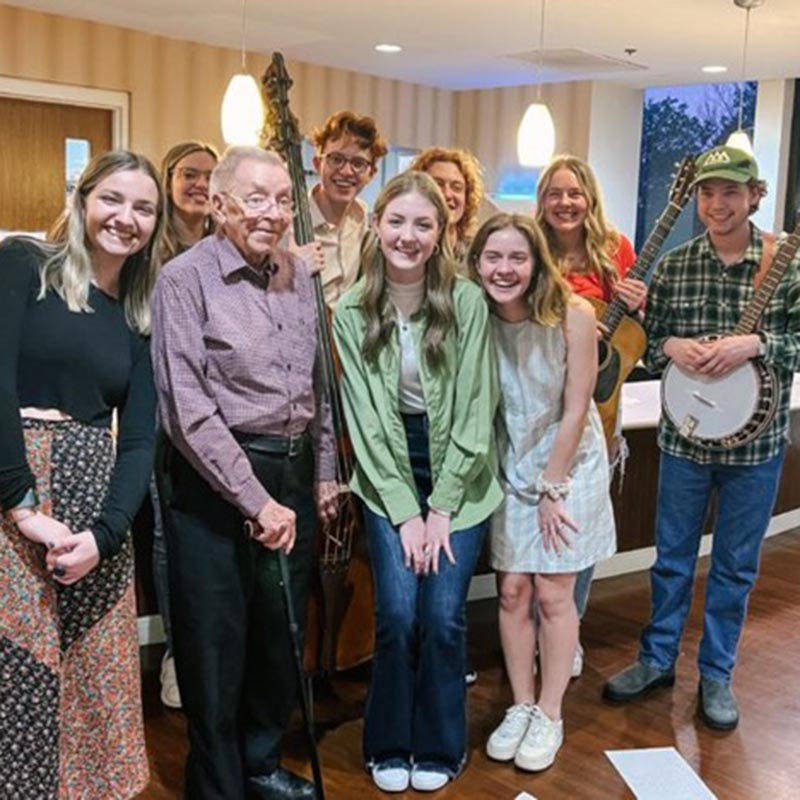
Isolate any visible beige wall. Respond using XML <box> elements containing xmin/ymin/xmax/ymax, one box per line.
<box><xmin>454</xmin><ymin>82</ymin><xmax>593</xmax><ymax>192</ymax></box>
<box><xmin>0</xmin><ymin>3</ymin><xmax>455</xmax><ymax>163</ymax></box>
<box><xmin>0</xmin><ymin>4</ymin><xmax>606</xmax><ymax>195</ymax></box>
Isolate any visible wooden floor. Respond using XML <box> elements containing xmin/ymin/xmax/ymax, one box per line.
<box><xmin>137</xmin><ymin>530</ymin><xmax>800</xmax><ymax>799</ymax></box>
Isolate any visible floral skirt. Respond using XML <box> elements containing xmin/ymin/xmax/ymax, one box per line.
<box><xmin>0</xmin><ymin>419</ymin><xmax>148</xmax><ymax>799</ymax></box>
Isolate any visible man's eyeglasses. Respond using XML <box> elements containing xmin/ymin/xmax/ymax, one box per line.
<box><xmin>322</xmin><ymin>152</ymin><xmax>373</xmax><ymax>175</ymax></box>
<box><xmin>223</xmin><ymin>191</ymin><xmax>295</xmax><ymax>216</ymax></box>
<box><xmin>174</xmin><ymin>167</ymin><xmax>213</xmax><ymax>183</ymax></box>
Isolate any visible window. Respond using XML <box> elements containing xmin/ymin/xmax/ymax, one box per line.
<box><xmin>636</xmin><ymin>81</ymin><xmax>758</xmax><ymax>257</ymax></box>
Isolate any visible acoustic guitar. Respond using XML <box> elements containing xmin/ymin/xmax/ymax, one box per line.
<box><xmin>590</xmin><ymin>155</ymin><xmax>696</xmax><ymax>446</ymax></box>
<box><xmin>662</xmin><ymin>218</ymin><xmax>800</xmax><ymax>449</ymax></box>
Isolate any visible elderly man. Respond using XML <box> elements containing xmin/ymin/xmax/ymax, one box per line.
<box><xmin>151</xmin><ymin>146</ymin><xmax>337</xmax><ymax>800</ymax></box>
<box><xmin>603</xmin><ymin>146</ymin><xmax>800</xmax><ymax>730</ymax></box>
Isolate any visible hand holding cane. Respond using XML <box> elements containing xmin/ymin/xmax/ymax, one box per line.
<box><xmin>245</xmin><ymin>519</ymin><xmax>326</xmax><ymax>800</ymax></box>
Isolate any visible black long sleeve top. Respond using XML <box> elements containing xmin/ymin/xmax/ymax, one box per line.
<box><xmin>0</xmin><ymin>238</ymin><xmax>156</xmax><ymax>558</ymax></box>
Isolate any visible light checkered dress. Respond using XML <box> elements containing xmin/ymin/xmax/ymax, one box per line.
<box><xmin>490</xmin><ymin>317</ymin><xmax>616</xmax><ymax>573</ymax></box>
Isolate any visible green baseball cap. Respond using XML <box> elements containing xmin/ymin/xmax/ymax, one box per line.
<box><xmin>692</xmin><ymin>145</ymin><xmax>759</xmax><ymax>187</ymax></box>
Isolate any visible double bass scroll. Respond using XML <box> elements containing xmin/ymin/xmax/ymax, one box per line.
<box><xmin>262</xmin><ymin>53</ymin><xmax>375</xmax><ymax>673</ymax></box>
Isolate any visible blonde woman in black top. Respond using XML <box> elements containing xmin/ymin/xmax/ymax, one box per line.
<box><xmin>0</xmin><ymin>150</ymin><xmax>164</xmax><ymax>799</ymax></box>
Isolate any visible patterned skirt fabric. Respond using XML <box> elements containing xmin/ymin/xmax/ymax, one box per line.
<box><xmin>0</xmin><ymin>419</ymin><xmax>148</xmax><ymax>799</ymax></box>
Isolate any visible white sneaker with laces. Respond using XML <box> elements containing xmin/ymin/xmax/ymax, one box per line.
<box><xmin>410</xmin><ymin>766</ymin><xmax>449</xmax><ymax>792</ymax></box>
<box><xmin>371</xmin><ymin>763</ymin><xmax>410</xmax><ymax>792</ymax></box>
<box><xmin>486</xmin><ymin>702</ymin><xmax>534</xmax><ymax>761</ymax></box>
<box><xmin>571</xmin><ymin>642</ymin><xmax>584</xmax><ymax>679</ymax></box>
<box><xmin>514</xmin><ymin>705</ymin><xmax>564</xmax><ymax>772</ymax></box>
<box><xmin>160</xmin><ymin>653</ymin><xmax>182</xmax><ymax>709</ymax></box>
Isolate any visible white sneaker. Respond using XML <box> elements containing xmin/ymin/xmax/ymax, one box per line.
<box><xmin>160</xmin><ymin>653</ymin><xmax>182</xmax><ymax>709</ymax></box>
<box><xmin>571</xmin><ymin>642</ymin><xmax>584</xmax><ymax>679</ymax></box>
<box><xmin>514</xmin><ymin>706</ymin><xmax>564</xmax><ymax>772</ymax></box>
<box><xmin>486</xmin><ymin>702</ymin><xmax>534</xmax><ymax>761</ymax></box>
<box><xmin>410</xmin><ymin>766</ymin><xmax>449</xmax><ymax>792</ymax></box>
<box><xmin>371</xmin><ymin>763</ymin><xmax>410</xmax><ymax>792</ymax></box>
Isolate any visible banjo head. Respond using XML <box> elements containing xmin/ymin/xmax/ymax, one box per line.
<box><xmin>662</xmin><ymin>361</ymin><xmax>762</xmax><ymax>442</ymax></box>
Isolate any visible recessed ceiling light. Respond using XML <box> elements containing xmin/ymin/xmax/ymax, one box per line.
<box><xmin>702</xmin><ymin>65</ymin><xmax>728</xmax><ymax>73</ymax></box>
<box><xmin>375</xmin><ymin>43</ymin><xmax>402</xmax><ymax>54</ymax></box>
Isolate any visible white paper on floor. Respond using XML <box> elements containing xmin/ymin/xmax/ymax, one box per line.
<box><xmin>605</xmin><ymin>747</ymin><xmax>717</xmax><ymax>800</ymax></box>
<box><xmin>514</xmin><ymin>793</ymin><xmax>538</xmax><ymax>800</ymax></box>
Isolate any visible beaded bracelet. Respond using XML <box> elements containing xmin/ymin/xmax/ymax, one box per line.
<box><xmin>535</xmin><ymin>474</ymin><xmax>571</xmax><ymax>502</ymax></box>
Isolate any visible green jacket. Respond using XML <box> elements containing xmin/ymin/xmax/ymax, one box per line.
<box><xmin>332</xmin><ymin>276</ymin><xmax>502</xmax><ymax>531</ymax></box>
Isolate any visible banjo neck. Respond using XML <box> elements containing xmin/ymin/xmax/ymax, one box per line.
<box><xmin>733</xmin><ymin>223</ymin><xmax>800</xmax><ymax>335</ymax></box>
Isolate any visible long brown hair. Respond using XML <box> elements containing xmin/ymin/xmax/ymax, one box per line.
<box><xmin>42</xmin><ymin>149</ymin><xmax>166</xmax><ymax>334</ymax></box>
<box><xmin>535</xmin><ymin>154</ymin><xmax>621</xmax><ymax>288</ymax></box>
<box><xmin>361</xmin><ymin>171</ymin><xmax>457</xmax><ymax>368</ymax></box>
<box><xmin>468</xmin><ymin>212</ymin><xmax>570</xmax><ymax>326</ymax></box>
<box><xmin>160</xmin><ymin>140</ymin><xmax>219</xmax><ymax>262</ymax></box>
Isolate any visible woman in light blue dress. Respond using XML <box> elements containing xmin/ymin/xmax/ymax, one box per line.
<box><xmin>469</xmin><ymin>213</ymin><xmax>615</xmax><ymax>773</ymax></box>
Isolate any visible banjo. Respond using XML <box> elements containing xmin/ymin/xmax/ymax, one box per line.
<box><xmin>662</xmin><ymin>220</ymin><xmax>800</xmax><ymax>449</ymax></box>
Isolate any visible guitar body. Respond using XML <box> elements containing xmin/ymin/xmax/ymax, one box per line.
<box><xmin>587</xmin><ymin>297</ymin><xmax>647</xmax><ymax>446</ymax></box>
<box><xmin>661</xmin><ymin>336</ymin><xmax>779</xmax><ymax>449</ymax></box>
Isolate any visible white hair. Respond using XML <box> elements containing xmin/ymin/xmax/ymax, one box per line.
<box><xmin>209</xmin><ymin>146</ymin><xmax>288</xmax><ymax>196</ymax></box>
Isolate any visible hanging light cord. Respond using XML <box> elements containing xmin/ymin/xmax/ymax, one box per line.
<box><xmin>240</xmin><ymin>0</ymin><xmax>248</xmax><ymax>72</ymax></box>
<box><xmin>536</xmin><ymin>0</ymin><xmax>547</xmax><ymax>101</ymax></box>
<box><xmin>737</xmin><ymin>7</ymin><xmax>751</xmax><ymax>131</ymax></box>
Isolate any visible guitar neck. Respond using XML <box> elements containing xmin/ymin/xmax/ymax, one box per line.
<box><xmin>601</xmin><ymin>201</ymin><xmax>683</xmax><ymax>334</ymax></box>
<box><xmin>733</xmin><ymin>228</ymin><xmax>800</xmax><ymax>335</ymax></box>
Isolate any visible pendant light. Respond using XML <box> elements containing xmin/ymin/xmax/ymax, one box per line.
<box><xmin>517</xmin><ymin>0</ymin><xmax>556</xmax><ymax>167</ymax></box>
<box><xmin>220</xmin><ymin>0</ymin><xmax>265</xmax><ymax>146</ymax></box>
<box><xmin>725</xmin><ymin>0</ymin><xmax>765</xmax><ymax>155</ymax></box>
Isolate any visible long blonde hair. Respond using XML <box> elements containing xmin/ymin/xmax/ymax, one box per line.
<box><xmin>468</xmin><ymin>213</ymin><xmax>570</xmax><ymax>326</ymax></box>
<box><xmin>535</xmin><ymin>154</ymin><xmax>621</xmax><ymax>288</ymax></box>
<box><xmin>160</xmin><ymin>140</ymin><xmax>219</xmax><ymax>262</ymax></box>
<box><xmin>361</xmin><ymin>171</ymin><xmax>457</xmax><ymax>368</ymax></box>
<box><xmin>42</xmin><ymin>150</ymin><xmax>166</xmax><ymax>335</ymax></box>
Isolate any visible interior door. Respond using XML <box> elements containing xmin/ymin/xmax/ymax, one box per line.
<box><xmin>0</xmin><ymin>96</ymin><xmax>112</xmax><ymax>234</ymax></box>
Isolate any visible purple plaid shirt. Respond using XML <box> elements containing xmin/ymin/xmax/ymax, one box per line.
<box><xmin>151</xmin><ymin>233</ymin><xmax>335</xmax><ymax>517</ymax></box>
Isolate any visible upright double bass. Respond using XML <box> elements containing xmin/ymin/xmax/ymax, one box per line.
<box><xmin>262</xmin><ymin>53</ymin><xmax>375</xmax><ymax>673</ymax></box>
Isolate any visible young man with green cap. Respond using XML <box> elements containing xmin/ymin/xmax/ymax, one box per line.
<box><xmin>603</xmin><ymin>145</ymin><xmax>800</xmax><ymax>729</ymax></box>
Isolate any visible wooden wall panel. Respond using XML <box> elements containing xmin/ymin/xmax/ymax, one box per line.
<box><xmin>0</xmin><ymin>4</ymin><xmax>458</xmax><ymax>165</ymax></box>
<box><xmin>0</xmin><ymin>97</ymin><xmax>112</xmax><ymax>231</ymax></box>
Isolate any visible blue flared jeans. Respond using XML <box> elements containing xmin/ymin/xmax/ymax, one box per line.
<box><xmin>362</xmin><ymin>413</ymin><xmax>487</xmax><ymax>777</ymax></box>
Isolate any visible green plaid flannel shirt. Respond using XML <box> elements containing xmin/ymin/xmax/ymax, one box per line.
<box><xmin>644</xmin><ymin>225</ymin><xmax>800</xmax><ymax>465</ymax></box>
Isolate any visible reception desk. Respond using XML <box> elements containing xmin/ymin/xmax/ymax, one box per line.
<box><xmin>135</xmin><ymin>376</ymin><xmax>800</xmax><ymax>639</ymax></box>
<box><xmin>610</xmin><ymin>375</ymin><xmax>800</xmax><ymax>554</ymax></box>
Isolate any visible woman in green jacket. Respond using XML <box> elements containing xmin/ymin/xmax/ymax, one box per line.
<box><xmin>333</xmin><ymin>171</ymin><xmax>501</xmax><ymax>793</ymax></box>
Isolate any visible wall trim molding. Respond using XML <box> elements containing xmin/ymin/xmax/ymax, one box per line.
<box><xmin>0</xmin><ymin>75</ymin><xmax>129</xmax><ymax>148</ymax></box>
<box><xmin>138</xmin><ymin>510</ymin><xmax>800</xmax><ymax>646</ymax></box>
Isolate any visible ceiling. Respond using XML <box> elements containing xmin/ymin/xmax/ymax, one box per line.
<box><xmin>7</xmin><ymin>0</ymin><xmax>800</xmax><ymax>91</ymax></box>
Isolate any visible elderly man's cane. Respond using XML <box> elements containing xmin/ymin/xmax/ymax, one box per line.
<box><xmin>245</xmin><ymin>520</ymin><xmax>326</xmax><ymax>800</ymax></box>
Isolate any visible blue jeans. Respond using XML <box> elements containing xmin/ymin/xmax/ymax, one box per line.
<box><xmin>150</xmin><ymin>475</ymin><xmax>173</xmax><ymax>654</ymax></box>
<box><xmin>639</xmin><ymin>449</ymin><xmax>785</xmax><ymax>682</ymax></box>
<box><xmin>363</xmin><ymin>414</ymin><xmax>487</xmax><ymax>777</ymax></box>
<box><xmin>573</xmin><ymin>564</ymin><xmax>594</xmax><ymax>619</ymax></box>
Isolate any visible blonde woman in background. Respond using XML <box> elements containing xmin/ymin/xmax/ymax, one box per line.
<box><xmin>535</xmin><ymin>155</ymin><xmax>646</xmax><ymax>675</ymax></box>
<box><xmin>152</xmin><ymin>140</ymin><xmax>219</xmax><ymax>709</ymax></box>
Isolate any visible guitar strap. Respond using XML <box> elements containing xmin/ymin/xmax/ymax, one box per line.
<box><xmin>753</xmin><ymin>232</ymin><xmax>776</xmax><ymax>290</ymax></box>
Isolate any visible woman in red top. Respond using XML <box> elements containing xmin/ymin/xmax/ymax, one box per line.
<box><xmin>535</xmin><ymin>155</ymin><xmax>644</xmax><ymax>308</ymax></box>
<box><xmin>534</xmin><ymin>154</ymin><xmax>647</xmax><ymax>676</ymax></box>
